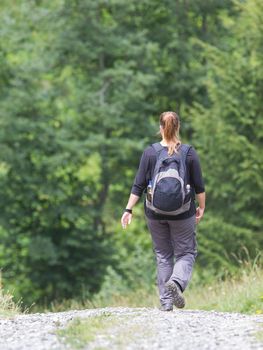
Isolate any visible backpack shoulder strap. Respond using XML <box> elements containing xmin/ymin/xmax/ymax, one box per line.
<box><xmin>179</xmin><ymin>144</ymin><xmax>192</xmax><ymax>163</ymax></box>
<box><xmin>151</xmin><ymin>142</ymin><xmax>163</xmax><ymax>154</ymax></box>
<box><xmin>151</xmin><ymin>143</ymin><xmax>165</xmax><ymax>176</ymax></box>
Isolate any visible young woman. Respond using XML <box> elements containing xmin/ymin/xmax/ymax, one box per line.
<box><xmin>121</xmin><ymin>111</ymin><xmax>206</xmax><ymax>311</ymax></box>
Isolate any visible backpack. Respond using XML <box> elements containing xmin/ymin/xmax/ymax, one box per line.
<box><xmin>145</xmin><ymin>143</ymin><xmax>192</xmax><ymax>215</ymax></box>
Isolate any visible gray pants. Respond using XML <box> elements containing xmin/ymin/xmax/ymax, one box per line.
<box><xmin>146</xmin><ymin>215</ymin><xmax>197</xmax><ymax>305</ymax></box>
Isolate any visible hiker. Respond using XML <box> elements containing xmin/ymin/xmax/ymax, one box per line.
<box><xmin>121</xmin><ymin>111</ymin><xmax>206</xmax><ymax>311</ymax></box>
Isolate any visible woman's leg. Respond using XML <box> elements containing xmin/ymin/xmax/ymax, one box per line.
<box><xmin>146</xmin><ymin>218</ymin><xmax>174</xmax><ymax>306</ymax></box>
<box><xmin>168</xmin><ymin>215</ymin><xmax>197</xmax><ymax>292</ymax></box>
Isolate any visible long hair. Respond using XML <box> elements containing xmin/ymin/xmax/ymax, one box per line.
<box><xmin>159</xmin><ymin>111</ymin><xmax>181</xmax><ymax>156</ymax></box>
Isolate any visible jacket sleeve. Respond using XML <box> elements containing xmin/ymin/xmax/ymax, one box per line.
<box><xmin>131</xmin><ymin>149</ymin><xmax>149</xmax><ymax>197</ymax></box>
<box><xmin>188</xmin><ymin>147</ymin><xmax>205</xmax><ymax>194</ymax></box>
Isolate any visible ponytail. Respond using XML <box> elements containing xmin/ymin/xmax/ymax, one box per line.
<box><xmin>159</xmin><ymin>111</ymin><xmax>181</xmax><ymax>156</ymax></box>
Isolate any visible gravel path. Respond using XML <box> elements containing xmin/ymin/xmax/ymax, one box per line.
<box><xmin>0</xmin><ymin>307</ymin><xmax>262</xmax><ymax>350</ymax></box>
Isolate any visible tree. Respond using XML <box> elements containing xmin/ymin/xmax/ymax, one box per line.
<box><xmin>189</xmin><ymin>0</ymin><xmax>263</xmax><ymax>269</ymax></box>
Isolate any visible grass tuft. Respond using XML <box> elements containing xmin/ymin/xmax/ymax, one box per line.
<box><xmin>255</xmin><ymin>326</ymin><xmax>263</xmax><ymax>342</ymax></box>
<box><xmin>57</xmin><ymin>312</ymin><xmax>154</xmax><ymax>350</ymax></box>
<box><xmin>0</xmin><ymin>272</ymin><xmax>22</xmax><ymax>317</ymax></box>
<box><xmin>57</xmin><ymin>313</ymin><xmax>113</xmax><ymax>349</ymax></box>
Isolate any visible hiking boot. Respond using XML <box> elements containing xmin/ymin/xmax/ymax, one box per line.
<box><xmin>165</xmin><ymin>280</ymin><xmax>185</xmax><ymax>308</ymax></box>
<box><xmin>159</xmin><ymin>303</ymin><xmax>173</xmax><ymax>311</ymax></box>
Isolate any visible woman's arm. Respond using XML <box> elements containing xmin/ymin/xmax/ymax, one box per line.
<box><xmin>196</xmin><ymin>192</ymin><xmax>206</xmax><ymax>224</ymax></box>
<box><xmin>121</xmin><ymin>148</ymin><xmax>150</xmax><ymax>229</ymax></box>
<box><xmin>188</xmin><ymin>147</ymin><xmax>206</xmax><ymax>224</ymax></box>
<box><xmin>125</xmin><ymin>193</ymin><xmax>140</xmax><ymax>210</ymax></box>
<box><xmin>121</xmin><ymin>193</ymin><xmax>140</xmax><ymax>229</ymax></box>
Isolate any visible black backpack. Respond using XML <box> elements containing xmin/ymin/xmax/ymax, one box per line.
<box><xmin>146</xmin><ymin>143</ymin><xmax>192</xmax><ymax>215</ymax></box>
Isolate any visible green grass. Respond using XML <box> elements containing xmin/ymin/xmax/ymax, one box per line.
<box><xmin>255</xmin><ymin>325</ymin><xmax>263</xmax><ymax>342</ymax></box>
<box><xmin>57</xmin><ymin>312</ymin><xmax>154</xmax><ymax>350</ymax></box>
<box><xmin>57</xmin><ymin>312</ymin><xmax>114</xmax><ymax>349</ymax></box>
<box><xmin>185</xmin><ymin>265</ymin><xmax>263</xmax><ymax>314</ymax></box>
<box><xmin>0</xmin><ymin>288</ymin><xmax>22</xmax><ymax>317</ymax></box>
<box><xmin>0</xmin><ymin>271</ymin><xmax>21</xmax><ymax>317</ymax></box>
<box><xmin>91</xmin><ymin>262</ymin><xmax>262</xmax><ymax>315</ymax></box>
<box><xmin>45</xmin><ymin>264</ymin><xmax>263</xmax><ymax>316</ymax></box>
<box><xmin>33</xmin><ymin>287</ymin><xmax>160</xmax><ymax>313</ymax></box>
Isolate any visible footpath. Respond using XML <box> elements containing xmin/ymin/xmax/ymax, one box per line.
<box><xmin>0</xmin><ymin>307</ymin><xmax>262</xmax><ymax>349</ymax></box>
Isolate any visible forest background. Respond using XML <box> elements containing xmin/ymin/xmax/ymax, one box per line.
<box><xmin>0</xmin><ymin>0</ymin><xmax>262</xmax><ymax>310</ymax></box>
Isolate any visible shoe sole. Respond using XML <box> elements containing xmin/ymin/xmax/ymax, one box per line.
<box><xmin>165</xmin><ymin>281</ymin><xmax>185</xmax><ymax>309</ymax></box>
<box><xmin>159</xmin><ymin>305</ymin><xmax>173</xmax><ymax>312</ymax></box>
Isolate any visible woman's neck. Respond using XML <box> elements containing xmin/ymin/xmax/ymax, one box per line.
<box><xmin>160</xmin><ymin>140</ymin><xmax>168</xmax><ymax>146</ymax></box>
<box><xmin>160</xmin><ymin>138</ymin><xmax>180</xmax><ymax>147</ymax></box>
<box><xmin>160</xmin><ymin>138</ymin><xmax>172</xmax><ymax>146</ymax></box>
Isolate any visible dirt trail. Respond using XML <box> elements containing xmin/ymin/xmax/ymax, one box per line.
<box><xmin>0</xmin><ymin>307</ymin><xmax>262</xmax><ymax>349</ymax></box>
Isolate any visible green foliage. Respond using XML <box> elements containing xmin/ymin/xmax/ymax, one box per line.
<box><xmin>196</xmin><ymin>213</ymin><xmax>260</xmax><ymax>273</ymax></box>
<box><xmin>189</xmin><ymin>0</ymin><xmax>263</xmax><ymax>264</ymax></box>
<box><xmin>0</xmin><ymin>1</ymin><xmax>115</xmax><ymax>304</ymax></box>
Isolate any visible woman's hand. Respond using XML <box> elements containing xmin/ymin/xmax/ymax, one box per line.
<box><xmin>196</xmin><ymin>207</ymin><xmax>205</xmax><ymax>224</ymax></box>
<box><xmin>121</xmin><ymin>212</ymin><xmax>132</xmax><ymax>229</ymax></box>
<box><xmin>121</xmin><ymin>194</ymin><xmax>139</xmax><ymax>229</ymax></box>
